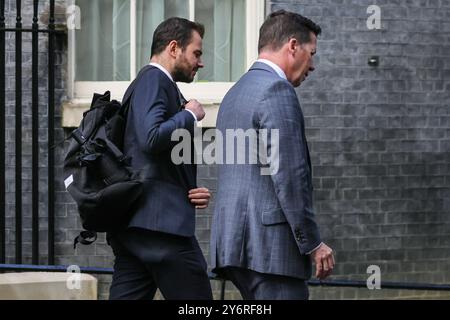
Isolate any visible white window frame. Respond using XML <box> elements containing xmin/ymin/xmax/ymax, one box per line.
<box><xmin>67</xmin><ymin>0</ymin><xmax>266</xmax><ymax>104</ymax></box>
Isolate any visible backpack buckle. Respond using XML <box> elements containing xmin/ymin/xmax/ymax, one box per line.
<box><xmin>71</xmin><ymin>129</ymin><xmax>86</xmax><ymax>145</ymax></box>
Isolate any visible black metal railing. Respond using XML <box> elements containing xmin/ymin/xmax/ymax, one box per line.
<box><xmin>0</xmin><ymin>0</ymin><xmax>5</xmax><ymax>267</ymax></box>
<box><xmin>0</xmin><ymin>0</ymin><xmax>61</xmax><ymax>266</ymax></box>
<box><xmin>14</xmin><ymin>0</ymin><xmax>23</xmax><ymax>265</ymax></box>
<box><xmin>1</xmin><ymin>263</ymin><xmax>450</xmax><ymax>300</ymax></box>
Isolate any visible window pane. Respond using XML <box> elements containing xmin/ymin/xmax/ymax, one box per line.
<box><xmin>75</xmin><ymin>0</ymin><xmax>130</xmax><ymax>81</ymax></box>
<box><xmin>195</xmin><ymin>0</ymin><xmax>246</xmax><ymax>82</ymax></box>
<box><xmin>74</xmin><ymin>0</ymin><xmax>246</xmax><ymax>82</ymax></box>
<box><xmin>136</xmin><ymin>0</ymin><xmax>189</xmax><ymax>71</ymax></box>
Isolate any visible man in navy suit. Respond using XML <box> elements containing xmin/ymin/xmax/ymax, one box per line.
<box><xmin>108</xmin><ymin>17</ymin><xmax>213</xmax><ymax>300</ymax></box>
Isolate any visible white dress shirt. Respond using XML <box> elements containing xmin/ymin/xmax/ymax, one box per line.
<box><xmin>256</xmin><ymin>59</ymin><xmax>287</xmax><ymax>80</ymax></box>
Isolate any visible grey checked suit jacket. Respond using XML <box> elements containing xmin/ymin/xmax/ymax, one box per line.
<box><xmin>210</xmin><ymin>62</ymin><xmax>322</xmax><ymax>280</ymax></box>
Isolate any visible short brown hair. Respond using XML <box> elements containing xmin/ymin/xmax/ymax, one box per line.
<box><xmin>258</xmin><ymin>10</ymin><xmax>321</xmax><ymax>53</ymax></box>
<box><xmin>151</xmin><ymin>17</ymin><xmax>205</xmax><ymax>57</ymax></box>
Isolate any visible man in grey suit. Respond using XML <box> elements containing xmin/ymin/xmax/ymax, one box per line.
<box><xmin>211</xmin><ymin>10</ymin><xmax>335</xmax><ymax>300</ymax></box>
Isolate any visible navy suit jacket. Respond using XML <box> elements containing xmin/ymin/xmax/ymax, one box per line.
<box><xmin>122</xmin><ymin>65</ymin><xmax>198</xmax><ymax>237</ymax></box>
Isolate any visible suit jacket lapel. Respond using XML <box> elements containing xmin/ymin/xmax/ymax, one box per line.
<box><xmin>172</xmin><ymin>82</ymin><xmax>187</xmax><ymax>111</ymax></box>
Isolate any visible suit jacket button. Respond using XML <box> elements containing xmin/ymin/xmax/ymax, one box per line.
<box><xmin>294</xmin><ymin>229</ymin><xmax>301</xmax><ymax>241</ymax></box>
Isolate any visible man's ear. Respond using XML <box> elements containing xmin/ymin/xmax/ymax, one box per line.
<box><xmin>167</xmin><ymin>40</ymin><xmax>179</xmax><ymax>58</ymax></box>
<box><xmin>288</xmin><ymin>38</ymin><xmax>299</xmax><ymax>55</ymax></box>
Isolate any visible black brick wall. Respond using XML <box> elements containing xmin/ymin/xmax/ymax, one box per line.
<box><xmin>268</xmin><ymin>0</ymin><xmax>450</xmax><ymax>299</ymax></box>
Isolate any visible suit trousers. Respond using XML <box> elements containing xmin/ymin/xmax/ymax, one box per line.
<box><xmin>220</xmin><ymin>266</ymin><xmax>309</xmax><ymax>300</ymax></box>
<box><xmin>109</xmin><ymin>227</ymin><xmax>212</xmax><ymax>300</ymax></box>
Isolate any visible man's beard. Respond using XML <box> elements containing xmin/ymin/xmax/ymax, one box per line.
<box><xmin>173</xmin><ymin>63</ymin><xmax>195</xmax><ymax>83</ymax></box>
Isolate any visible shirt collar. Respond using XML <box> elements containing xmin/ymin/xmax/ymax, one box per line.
<box><xmin>149</xmin><ymin>62</ymin><xmax>174</xmax><ymax>82</ymax></box>
<box><xmin>256</xmin><ymin>59</ymin><xmax>287</xmax><ymax>80</ymax></box>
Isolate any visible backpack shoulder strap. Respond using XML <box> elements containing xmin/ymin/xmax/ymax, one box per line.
<box><xmin>120</xmin><ymin>65</ymin><xmax>157</xmax><ymax>117</ymax></box>
<box><xmin>119</xmin><ymin>81</ymin><xmax>136</xmax><ymax>117</ymax></box>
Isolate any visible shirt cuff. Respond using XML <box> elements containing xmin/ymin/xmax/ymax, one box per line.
<box><xmin>306</xmin><ymin>242</ymin><xmax>323</xmax><ymax>255</ymax></box>
<box><xmin>185</xmin><ymin>109</ymin><xmax>197</xmax><ymax>122</ymax></box>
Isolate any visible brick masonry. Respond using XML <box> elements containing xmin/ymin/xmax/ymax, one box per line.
<box><xmin>3</xmin><ymin>0</ymin><xmax>450</xmax><ymax>300</ymax></box>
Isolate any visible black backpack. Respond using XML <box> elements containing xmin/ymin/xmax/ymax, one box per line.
<box><xmin>63</xmin><ymin>90</ymin><xmax>143</xmax><ymax>248</ymax></box>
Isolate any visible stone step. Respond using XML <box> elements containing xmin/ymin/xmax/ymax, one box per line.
<box><xmin>0</xmin><ymin>272</ymin><xmax>97</xmax><ymax>300</ymax></box>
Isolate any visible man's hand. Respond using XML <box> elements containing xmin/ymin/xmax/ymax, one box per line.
<box><xmin>185</xmin><ymin>99</ymin><xmax>205</xmax><ymax>121</ymax></box>
<box><xmin>310</xmin><ymin>243</ymin><xmax>335</xmax><ymax>280</ymax></box>
<box><xmin>188</xmin><ymin>187</ymin><xmax>211</xmax><ymax>209</ymax></box>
